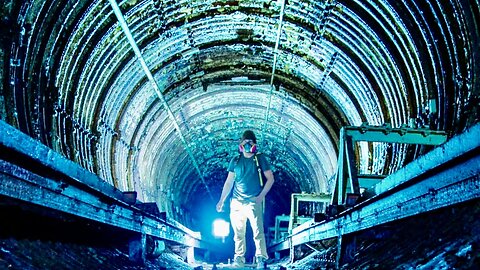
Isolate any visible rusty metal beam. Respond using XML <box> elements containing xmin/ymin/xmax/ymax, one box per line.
<box><xmin>0</xmin><ymin>120</ymin><xmax>210</xmax><ymax>250</ymax></box>
<box><xmin>269</xmin><ymin>123</ymin><xmax>480</xmax><ymax>252</ymax></box>
<box><xmin>331</xmin><ymin>124</ymin><xmax>448</xmax><ymax>206</ymax></box>
<box><xmin>0</xmin><ymin>159</ymin><xmax>207</xmax><ymax>249</ymax></box>
<box><xmin>343</xmin><ymin>124</ymin><xmax>448</xmax><ymax>145</ymax></box>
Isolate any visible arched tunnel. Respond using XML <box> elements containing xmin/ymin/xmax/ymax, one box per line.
<box><xmin>0</xmin><ymin>0</ymin><xmax>479</xmax><ymax>269</ymax></box>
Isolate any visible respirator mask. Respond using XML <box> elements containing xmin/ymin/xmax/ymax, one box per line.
<box><xmin>239</xmin><ymin>139</ymin><xmax>257</xmax><ymax>153</ymax></box>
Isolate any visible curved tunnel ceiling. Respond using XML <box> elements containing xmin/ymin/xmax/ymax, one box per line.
<box><xmin>1</xmin><ymin>0</ymin><xmax>478</xmax><ymax>226</ymax></box>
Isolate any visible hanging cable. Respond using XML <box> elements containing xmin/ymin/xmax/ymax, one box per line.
<box><xmin>108</xmin><ymin>0</ymin><xmax>214</xmax><ymax>201</ymax></box>
<box><xmin>262</xmin><ymin>0</ymin><xmax>286</xmax><ymax>141</ymax></box>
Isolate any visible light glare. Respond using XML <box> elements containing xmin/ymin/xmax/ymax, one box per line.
<box><xmin>213</xmin><ymin>218</ymin><xmax>230</xmax><ymax>238</ymax></box>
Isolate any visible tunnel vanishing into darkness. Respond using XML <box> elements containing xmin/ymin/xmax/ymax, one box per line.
<box><xmin>0</xmin><ymin>0</ymin><xmax>479</xmax><ymax>268</ymax></box>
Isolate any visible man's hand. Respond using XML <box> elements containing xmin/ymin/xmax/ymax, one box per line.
<box><xmin>217</xmin><ymin>172</ymin><xmax>235</xmax><ymax>212</ymax></box>
<box><xmin>216</xmin><ymin>201</ymin><xmax>224</xmax><ymax>212</ymax></box>
<box><xmin>255</xmin><ymin>195</ymin><xmax>264</xmax><ymax>204</ymax></box>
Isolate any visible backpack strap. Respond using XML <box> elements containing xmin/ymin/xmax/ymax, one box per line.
<box><xmin>253</xmin><ymin>153</ymin><xmax>263</xmax><ymax>187</ymax></box>
<box><xmin>254</xmin><ymin>153</ymin><xmax>266</xmax><ymax>212</ymax></box>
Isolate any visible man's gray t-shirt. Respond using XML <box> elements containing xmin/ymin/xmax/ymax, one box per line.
<box><xmin>228</xmin><ymin>154</ymin><xmax>271</xmax><ymax>201</ymax></box>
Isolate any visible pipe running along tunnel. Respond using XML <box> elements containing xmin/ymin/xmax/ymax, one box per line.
<box><xmin>0</xmin><ymin>0</ymin><xmax>479</xmax><ymax>266</ymax></box>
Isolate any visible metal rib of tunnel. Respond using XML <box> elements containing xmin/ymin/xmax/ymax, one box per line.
<box><xmin>0</xmin><ymin>0</ymin><xmax>479</xmax><ymax>268</ymax></box>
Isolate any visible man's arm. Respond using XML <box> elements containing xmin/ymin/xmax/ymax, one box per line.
<box><xmin>255</xmin><ymin>169</ymin><xmax>274</xmax><ymax>204</ymax></box>
<box><xmin>216</xmin><ymin>172</ymin><xmax>235</xmax><ymax>212</ymax></box>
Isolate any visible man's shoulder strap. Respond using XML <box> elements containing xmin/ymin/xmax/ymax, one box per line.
<box><xmin>253</xmin><ymin>152</ymin><xmax>263</xmax><ymax>160</ymax></box>
<box><xmin>253</xmin><ymin>152</ymin><xmax>263</xmax><ymax>169</ymax></box>
<box><xmin>253</xmin><ymin>152</ymin><xmax>264</xmax><ymax>187</ymax></box>
<box><xmin>234</xmin><ymin>154</ymin><xmax>242</xmax><ymax>165</ymax></box>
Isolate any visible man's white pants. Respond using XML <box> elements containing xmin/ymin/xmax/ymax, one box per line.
<box><xmin>229</xmin><ymin>198</ymin><xmax>268</xmax><ymax>260</ymax></box>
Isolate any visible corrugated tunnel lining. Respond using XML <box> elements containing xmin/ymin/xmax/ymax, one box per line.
<box><xmin>2</xmin><ymin>0</ymin><xmax>477</xmax><ymax>228</ymax></box>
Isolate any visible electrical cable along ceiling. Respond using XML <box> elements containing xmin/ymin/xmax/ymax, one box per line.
<box><xmin>2</xmin><ymin>0</ymin><xmax>478</xmax><ymax>227</ymax></box>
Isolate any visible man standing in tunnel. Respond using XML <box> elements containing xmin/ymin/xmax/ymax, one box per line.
<box><xmin>216</xmin><ymin>130</ymin><xmax>275</xmax><ymax>269</ymax></box>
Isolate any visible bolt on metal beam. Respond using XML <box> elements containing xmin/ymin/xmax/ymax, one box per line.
<box><xmin>107</xmin><ymin>0</ymin><xmax>213</xmax><ymax>201</ymax></box>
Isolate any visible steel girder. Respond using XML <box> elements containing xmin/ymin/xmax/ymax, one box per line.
<box><xmin>331</xmin><ymin>124</ymin><xmax>448</xmax><ymax>205</ymax></box>
<box><xmin>0</xmin><ymin>120</ymin><xmax>207</xmax><ymax>250</ymax></box>
<box><xmin>269</xmin><ymin>123</ymin><xmax>480</xmax><ymax>252</ymax></box>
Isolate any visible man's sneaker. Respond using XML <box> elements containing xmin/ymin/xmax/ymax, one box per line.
<box><xmin>256</xmin><ymin>256</ymin><xmax>267</xmax><ymax>269</ymax></box>
<box><xmin>232</xmin><ymin>256</ymin><xmax>245</xmax><ymax>268</ymax></box>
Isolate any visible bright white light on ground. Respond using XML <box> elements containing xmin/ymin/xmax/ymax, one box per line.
<box><xmin>213</xmin><ymin>218</ymin><xmax>230</xmax><ymax>238</ymax></box>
